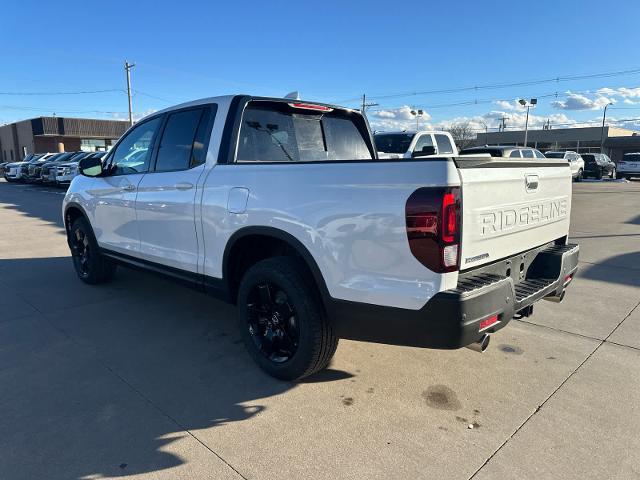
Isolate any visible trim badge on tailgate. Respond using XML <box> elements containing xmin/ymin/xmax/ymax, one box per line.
<box><xmin>525</xmin><ymin>174</ymin><xmax>539</xmax><ymax>192</ymax></box>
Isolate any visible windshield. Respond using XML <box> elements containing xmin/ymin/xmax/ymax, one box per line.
<box><xmin>545</xmin><ymin>152</ymin><xmax>565</xmax><ymax>159</ymax></box>
<box><xmin>374</xmin><ymin>134</ymin><xmax>415</xmax><ymax>154</ymax></box>
<box><xmin>623</xmin><ymin>154</ymin><xmax>640</xmax><ymax>161</ymax></box>
<box><xmin>237</xmin><ymin>102</ymin><xmax>373</xmax><ymax>162</ymax></box>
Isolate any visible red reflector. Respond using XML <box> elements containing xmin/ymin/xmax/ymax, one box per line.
<box><xmin>288</xmin><ymin>102</ymin><xmax>333</xmax><ymax>112</ymax></box>
<box><xmin>442</xmin><ymin>192</ymin><xmax>457</xmax><ymax>243</ymax></box>
<box><xmin>479</xmin><ymin>315</ymin><xmax>499</xmax><ymax>330</ymax></box>
<box><xmin>564</xmin><ymin>274</ymin><xmax>573</xmax><ymax>284</ymax></box>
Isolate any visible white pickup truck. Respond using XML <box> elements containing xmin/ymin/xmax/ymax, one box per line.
<box><xmin>63</xmin><ymin>95</ymin><xmax>579</xmax><ymax>380</ymax></box>
<box><xmin>374</xmin><ymin>130</ymin><xmax>458</xmax><ymax>159</ymax></box>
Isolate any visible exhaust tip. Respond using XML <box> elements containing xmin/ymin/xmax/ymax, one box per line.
<box><xmin>544</xmin><ymin>290</ymin><xmax>566</xmax><ymax>303</ymax></box>
<box><xmin>466</xmin><ymin>333</ymin><xmax>490</xmax><ymax>353</ymax></box>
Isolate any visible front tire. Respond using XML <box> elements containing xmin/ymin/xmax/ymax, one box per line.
<box><xmin>237</xmin><ymin>257</ymin><xmax>338</xmax><ymax>381</ymax></box>
<box><xmin>595</xmin><ymin>168</ymin><xmax>603</xmax><ymax>180</ymax></box>
<box><xmin>575</xmin><ymin>169</ymin><xmax>583</xmax><ymax>182</ymax></box>
<box><xmin>68</xmin><ymin>217</ymin><xmax>116</xmax><ymax>284</ymax></box>
<box><xmin>611</xmin><ymin>168</ymin><xmax>616</xmax><ymax>179</ymax></box>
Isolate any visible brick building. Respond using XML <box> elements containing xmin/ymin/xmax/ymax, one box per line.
<box><xmin>0</xmin><ymin>116</ymin><xmax>129</xmax><ymax>162</ymax></box>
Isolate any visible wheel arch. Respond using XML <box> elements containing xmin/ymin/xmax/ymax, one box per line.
<box><xmin>222</xmin><ymin>226</ymin><xmax>331</xmax><ymax>308</ymax></box>
<box><xmin>64</xmin><ymin>202</ymin><xmax>90</xmax><ymax>234</ymax></box>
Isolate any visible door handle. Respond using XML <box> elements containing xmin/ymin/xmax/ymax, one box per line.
<box><xmin>175</xmin><ymin>182</ymin><xmax>194</xmax><ymax>191</ymax></box>
<box><xmin>121</xmin><ymin>184</ymin><xmax>136</xmax><ymax>192</ymax></box>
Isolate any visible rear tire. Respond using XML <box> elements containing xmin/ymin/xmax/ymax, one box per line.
<box><xmin>595</xmin><ymin>168</ymin><xmax>603</xmax><ymax>180</ymax></box>
<box><xmin>237</xmin><ymin>256</ymin><xmax>338</xmax><ymax>381</ymax></box>
<box><xmin>611</xmin><ymin>168</ymin><xmax>617</xmax><ymax>179</ymax></box>
<box><xmin>68</xmin><ymin>217</ymin><xmax>116</xmax><ymax>284</ymax></box>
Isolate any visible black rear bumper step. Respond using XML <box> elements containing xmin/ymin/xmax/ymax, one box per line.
<box><xmin>328</xmin><ymin>243</ymin><xmax>579</xmax><ymax>349</ymax></box>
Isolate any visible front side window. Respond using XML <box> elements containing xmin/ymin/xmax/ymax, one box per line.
<box><xmin>110</xmin><ymin>117</ymin><xmax>162</xmax><ymax>175</ymax></box>
<box><xmin>155</xmin><ymin>108</ymin><xmax>204</xmax><ymax>172</ymax></box>
<box><xmin>434</xmin><ymin>134</ymin><xmax>454</xmax><ymax>154</ymax></box>
<box><xmin>413</xmin><ymin>134</ymin><xmax>434</xmax><ymax>153</ymax></box>
<box><xmin>534</xmin><ymin>150</ymin><xmax>546</xmax><ymax>158</ymax></box>
<box><xmin>237</xmin><ymin>103</ymin><xmax>373</xmax><ymax>162</ymax></box>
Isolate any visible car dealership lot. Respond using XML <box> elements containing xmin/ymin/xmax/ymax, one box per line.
<box><xmin>1</xmin><ymin>179</ymin><xmax>639</xmax><ymax>480</ymax></box>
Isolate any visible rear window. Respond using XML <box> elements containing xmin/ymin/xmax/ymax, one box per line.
<box><xmin>374</xmin><ymin>133</ymin><xmax>415</xmax><ymax>154</ymax></box>
<box><xmin>237</xmin><ymin>102</ymin><xmax>373</xmax><ymax>162</ymax></box>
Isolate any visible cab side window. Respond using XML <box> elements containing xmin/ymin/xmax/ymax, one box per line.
<box><xmin>434</xmin><ymin>134</ymin><xmax>454</xmax><ymax>154</ymax></box>
<box><xmin>154</xmin><ymin>107</ymin><xmax>215</xmax><ymax>172</ymax></box>
<box><xmin>110</xmin><ymin>117</ymin><xmax>162</xmax><ymax>175</ymax></box>
<box><xmin>522</xmin><ymin>149</ymin><xmax>534</xmax><ymax>158</ymax></box>
<box><xmin>509</xmin><ymin>150</ymin><xmax>522</xmax><ymax>158</ymax></box>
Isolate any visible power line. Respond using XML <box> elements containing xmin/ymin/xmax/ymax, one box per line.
<box><xmin>0</xmin><ymin>89</ymin><xmax>123</xmax><ymax>96</ymax></box>
<box><xmin>333</xmin><ymin>66</ymin><xmax>640</xmax><ymax>104</ymax></box>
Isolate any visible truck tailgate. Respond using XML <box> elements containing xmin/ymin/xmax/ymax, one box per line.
<box><xmin>455</xmin><ymin>157</ymin><xmax>571</xmax><ymax>270</ymax></box>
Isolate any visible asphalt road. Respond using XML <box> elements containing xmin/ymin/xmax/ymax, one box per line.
<box><xmin>1</xmin><ymin>178</ymin><xmax>639</xmax><ymax>480</ymax></box>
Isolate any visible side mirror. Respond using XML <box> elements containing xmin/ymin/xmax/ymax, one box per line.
<box><xmin>412</xmin><ymin>145</ymin><xmax>436</xmax><ymax>157</ymax></box>
<box><xmin>78</xmin><ymin>156</ymin><xmax>103</xmax><ymax>177</ymax></box>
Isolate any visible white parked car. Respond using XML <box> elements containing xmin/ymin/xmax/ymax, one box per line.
<box><xmin>63</xmin><ymin>95</ymin><xmax>579</xmax><ymax>380</ymax></box>
<box><xmin>545</xmin><ymin>151</ymin><xmax>585</xmax><ymax>182</ymax></box>
<box><xmin>374</xmin><ymin>130</ymin><xmax>458</xmax><ymax>159</ymax></box>
<box><xmin>617</xmin><ymin>152</ymin><xmax>640</xmax><ymax>180</ymax></box>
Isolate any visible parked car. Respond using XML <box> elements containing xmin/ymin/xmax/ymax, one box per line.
<box><xmin>545</xmin><ymin>151</ymin><xmax>585</xmax><ymax>182</ymax></box>
<box><xmin>39</xmin><ymin>152</ymin><xmax>83</xmax><ymax>184</ymax></box>
<box><xmin>25</xmin><ymin>153</ymin><xmax>66</xmax><ymax>182</ymax></box>
<box><xmin>55</xmin><ymin>152</ymin><xmax>107</xmax><ymax>185</ymax></box>
<box><xmin>459</xmin><ymin>146</ymin><xmax>546</xmax><ymax>158</ymax></box>
<box><xmin>581</xmin><ymin>153</ymin><xmax>617</xmax><ymax>179</ymax></box>
<box><xmin>617</xmin><ymin>153</ymin><xmax>640</xmax><ymax>180</ymax></box>
<box><xmin>4</xmin><ymin>153</ymin><xmax>53</xmax><ymax>182</ymax></box>
<box><xmin>374</xmin><ymin>131</ymin><xmax>458</xmax><ymax>158</ymax></box>
<box><xmin>63</xmin><ymin>95</ymin><xmax>578</xmax><ymax>380</ymax></box>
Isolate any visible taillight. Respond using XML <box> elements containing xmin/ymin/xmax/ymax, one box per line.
<box><xmin>405</xmin><ymin>187</ymin><xmax>461</xmax><ymax>273</ymax></box>
<box><xmin>287</xmin><ymin>102</ymin><xmax>334</xmax><ymax>112</ymax></box>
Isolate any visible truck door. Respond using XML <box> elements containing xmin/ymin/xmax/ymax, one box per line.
<box><xmin>88</xmin><ymin>116</ymin><xmax>162</xmax><ymax>254</ymax></box>
<box><xmin>135</xmin><ymin>105</ymin><xmax>215</xmax><ymax>274</ymax></box>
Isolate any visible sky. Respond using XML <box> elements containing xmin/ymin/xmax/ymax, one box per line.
<box><xmin>2</xmin><ymin>0</ymin><xmax>640</xmax><ymax>134</ymax></box>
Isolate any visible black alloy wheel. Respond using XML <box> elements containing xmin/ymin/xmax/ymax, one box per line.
<box><xmin>70</xmin><ymin>226</ymin><xmax>92</xmax><ymax>278</ymax></box>
<box><xmin>246</xmin><ymin>282</ymin><xmax>300</xmax><ymax>363</ymax></box>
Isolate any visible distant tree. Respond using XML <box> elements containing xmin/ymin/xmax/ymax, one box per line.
<box><xmin>446</xmin><ymin>122</ymin><xmax>476</xmax><ymax>150</ymax></box>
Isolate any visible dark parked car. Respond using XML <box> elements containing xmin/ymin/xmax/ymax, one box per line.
<box><xmin>39</xmin><ymin>152</ymin><xmax>84</xmax><ymax>184</ymax></box>
<box><xmin>459</xmin><ymin>146</ymin><xmax>547</xmax><ymax>159</ymax></box>
<box><xmin>582</xmin><ymin>153</ymin><xmax>617</xmax><ymax>179</ymax></box>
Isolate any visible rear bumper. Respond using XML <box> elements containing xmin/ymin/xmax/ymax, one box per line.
<box><xmin>328</xmin><ymin>243</ymin><xmax>579</xmax><ymax>349</ymax></box>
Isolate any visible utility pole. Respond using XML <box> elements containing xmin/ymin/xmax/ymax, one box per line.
<box><xmin>360</xmin><ymin>94</ymin><xmax>378</xmax><ymax>115</ymax></box>
<box><xmin>499</xmin><ymin>115</ymin><xmax>509</xmax><ymax>132</ymax></box>
<box><xmin>600</xmin><ymin>102</ymin><xmax>613</xmax><ymax>154</ymax></box>
<box><xmin>125</xmin><ymin>61</ymin><xmax>136</xmax><ymax>127</ymax></box>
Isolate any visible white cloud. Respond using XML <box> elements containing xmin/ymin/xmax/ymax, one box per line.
<box><xmin>368</xmin><ymin>105</ymin><xmax>432</xmax><ymax>131</ymax></box>
<box><xmin>551</xmin><ymin>92</ymin><xmax>614</xmax><ymax>110</ymax></box>
<box><xmin>597</xmin><ymin>86</ymin><xmax>640</xmax><ymax>99</ymax></box>
<box><xmin>494</xmin><ymin>100</ymin><xmax>517</xmax><ymax>110</ymax></box>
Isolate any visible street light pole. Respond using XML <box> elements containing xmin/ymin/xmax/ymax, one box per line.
<box><xmin>519</xmin><ymin>98</ymin><xmax>537</xmax><ymax>147</ymax></box>
<box><xmin>523</xmin><ymin>105</ymin><xmax>531</xmax><ymax>147</ymax></box>
<box><xmin>600</xmin><ymin>102</ymin><xmax>613</xmax><ymax>154</ymax></box>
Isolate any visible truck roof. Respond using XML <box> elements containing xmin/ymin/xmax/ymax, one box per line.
<box><xmin>144</xmin><ymin>95</ymin><xmax>359</xmax><ymax>124</ymax></box>
<box><xmin>374</xmin><ymin>130</ymin><xmax>451</xmax><ymax>136</ymax></box>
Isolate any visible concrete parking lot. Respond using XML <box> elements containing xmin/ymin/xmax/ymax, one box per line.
<box><xmin>0</xmin><ymin>178</ymin><xmax>639</xmax><ymax>480</ymax></box>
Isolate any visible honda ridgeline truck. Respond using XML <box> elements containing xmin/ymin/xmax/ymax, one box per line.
<box><xmin>63</xmin><ymin>95</ymin><xmax>579</xmax><ymax>380</ymax></box>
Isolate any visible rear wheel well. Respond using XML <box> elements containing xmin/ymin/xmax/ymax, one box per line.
<box><xmin>225</xmin><ymin>234</ymin><xmax>324</xmax><ymax>307</ymax></box>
